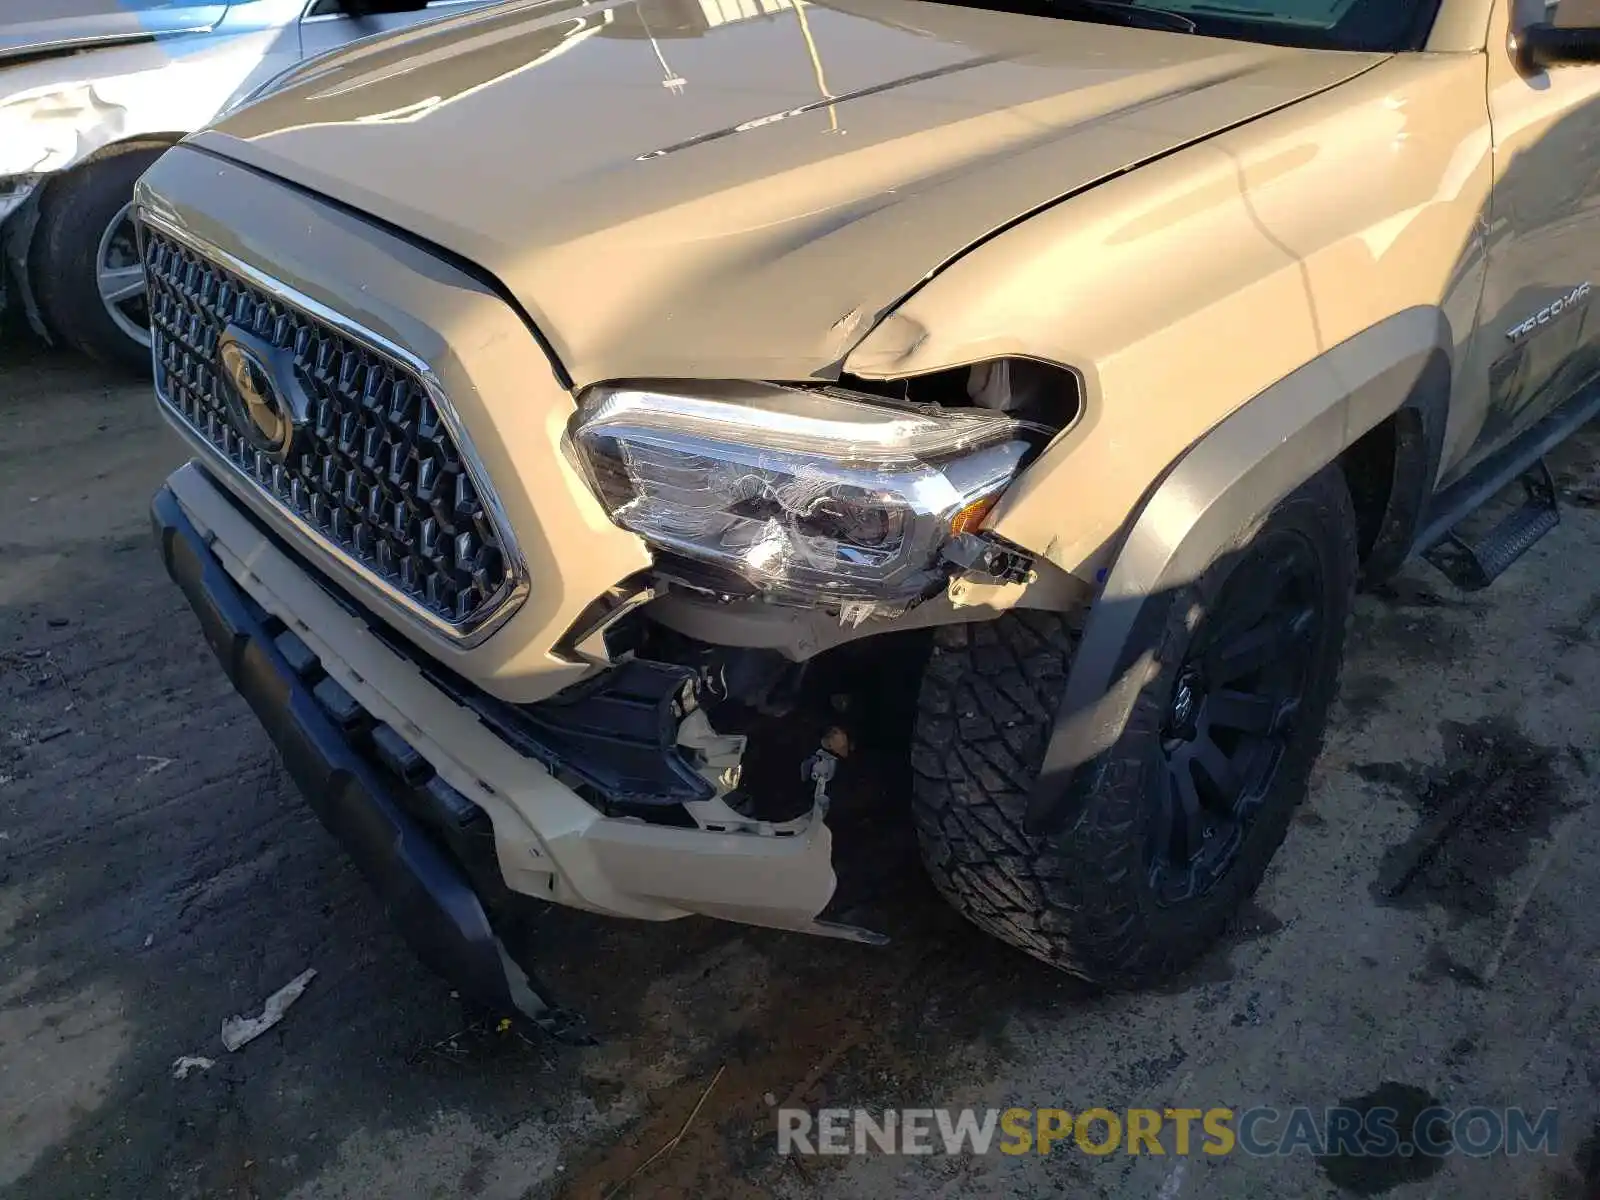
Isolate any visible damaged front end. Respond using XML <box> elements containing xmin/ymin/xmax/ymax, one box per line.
<box><xmin>151</xmin><ymin>328</ymin><xmax>1095</xmax><ymax>1041</ymax></box>
<box><xmin>565</xmin><ymin>364</ymin><xmax>1082</xmax><ymax>631</ymax></box>
<box><xmin>566</xmin><ymin>380</ymin><xmax>1036</xmax><ymax>617</ymax></box>
<box><xmin>413</xmin><ymin>618</ymin><xmax>889</xmax><ymax>944</ymax></box>
<box><xmin>548</xmin><ymin>361</ymin><xmax>1093</xmax><ymax>844</ymax></box>
<box><xmin>143</xmin><ymin>136</ymin><xmax>1096</xmax><ymax>1035</ymax></box>
<box><xmin>154</xmin><ymin>464</ymin><xmax>863</xmax><ymax>1046</ymax></box>
<box><xmin>519</xmin><ymin>362</ymin><xmax>1097</xmax><ymax>943</ymax></box>
<box><xmin>347</xmin><ymin>365</ymin><xmax>1089</xmax><ymax>1029</ymax></box>
<box><xmin>0</xmin><ymin>177</ymin><xmax>42</xmax><ymax>334</ymax></box>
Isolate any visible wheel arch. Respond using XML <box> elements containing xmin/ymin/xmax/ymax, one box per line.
<box><xmin>9</xmin><ymin>134</ymin><xmax>183</xmax><ymax>340</ymax></box>
<box><xmin>1337</xmin><ymin>371</ymin><xmax>1446</xmax><ymax>587</ymax></box>
<box><xmin>1023</xmin><ymin>305</ymin><xmax>1454</xmax><ymax>835</ymax></box>
<box><xmin>30</xmin><ymin>132</ymin><xmax>185</xmax><ymax>210</ymax></box>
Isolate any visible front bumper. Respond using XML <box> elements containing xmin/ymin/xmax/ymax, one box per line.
<box><xmin>152</xmin><ymin>483</ymin><xmax>591</xmax><ymax>1039</ymax></box>
<box><xmin>152</xmin><ymin>459</ymin><xmax>841</xmax><ymax>973</ymax></box>
<box><xmin>0</xmin><ymin>179</ymin><xmax>45</xmax><ymax>338</ymax></box>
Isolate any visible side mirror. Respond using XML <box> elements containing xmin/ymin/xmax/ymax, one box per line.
<box><xmin>1513</xmin><ymin>22</ymin><xmax>1600</xmax><ymax>72</ymax></box>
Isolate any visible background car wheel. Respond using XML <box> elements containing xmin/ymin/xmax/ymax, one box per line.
<box><xmin>910</xmin><ymin>467</ymin><xmax>1357</xmax><ymax>987</ymax></box>
<box><xmin>30</xmin><ymin>143</ymin><xmax>167</xmax><ymax>373</ymax></box>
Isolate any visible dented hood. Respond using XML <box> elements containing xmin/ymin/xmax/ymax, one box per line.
<box><xmin>194</xmin><ymin>0</ymin><xmax>1381</xmax><ymax>386</ymax></box>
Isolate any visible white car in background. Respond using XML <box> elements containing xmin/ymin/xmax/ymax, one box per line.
<box><xmin>0</xmin><ymin>0</ymin><xmax>495</xmax><ymax>369</ymax></box>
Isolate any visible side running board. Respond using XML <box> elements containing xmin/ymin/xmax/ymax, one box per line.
<box><xmin>1423</xmin><ymin>459</ymin><xmax>1560</xmax><ymax>590</ymax></box>
<box><xmin>1414</xmin><ymin>383</ymin><xmax>1600</xmax><ymax>590</ymax></box>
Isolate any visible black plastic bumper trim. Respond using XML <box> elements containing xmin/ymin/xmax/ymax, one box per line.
<box><xmin>151</xmin><ymin>485</ymin><xmax>590</xmax><ymax>1043</ymax></box>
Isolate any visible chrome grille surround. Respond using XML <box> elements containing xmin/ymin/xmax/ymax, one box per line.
<box><xmin>139</xmin><ymin>213</ymin><xmax>528</xmax><ymax>647</ymax></box>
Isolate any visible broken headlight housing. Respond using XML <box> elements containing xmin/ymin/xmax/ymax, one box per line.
<box><xmin>569</xmin><ymin>382</ymin><xmax>1036</xmax><ymax>604</ymax></box>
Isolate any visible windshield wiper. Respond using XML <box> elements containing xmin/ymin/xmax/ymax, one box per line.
<box><xmin>1052</xmin><ymin>0</ymin><xmax>1199</xmax><ymax>33</ymax></box>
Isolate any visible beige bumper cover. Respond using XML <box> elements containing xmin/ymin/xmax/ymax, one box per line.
<box><xmin>164</xmin><ymin>461</ymin><xmax>839</xmax><ymax>933</ymax></box>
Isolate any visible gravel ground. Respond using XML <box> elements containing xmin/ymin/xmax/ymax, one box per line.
<box><xmin>2</xmin><ymin>334</ymin><xmax>1598</xmax><ymax>1200</ymax></box>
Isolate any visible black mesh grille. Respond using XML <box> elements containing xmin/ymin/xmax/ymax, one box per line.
<box><xmin>143</xmin><ymin>227</ymin><xmax>514</xmax><ymax>630</ymax></box>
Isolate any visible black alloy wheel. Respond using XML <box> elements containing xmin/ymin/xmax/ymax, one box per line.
<box><xmin>1150</xmin><ymin>531</ymin><xmax>1323</xmax><ymax>905</ymax></box>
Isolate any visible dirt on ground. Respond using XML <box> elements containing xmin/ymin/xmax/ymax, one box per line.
<box><xmin>1</xmin><ymin>333</ymin><xmax>1598</xmax><ymax>1200</ymax></box>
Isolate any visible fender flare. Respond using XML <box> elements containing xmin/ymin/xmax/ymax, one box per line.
<box><xmin>1023</xmin><ymin>305</ymin><xmax>1454</xmax><ymax>835</ymax></box>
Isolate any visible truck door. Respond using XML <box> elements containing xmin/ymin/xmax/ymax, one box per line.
<box><xmin>1474</xmin><ymin>0</ymin><xmax>1600</xmax><ymax>458</ymax></box>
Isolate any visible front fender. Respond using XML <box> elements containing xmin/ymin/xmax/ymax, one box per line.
<box><xmin>844</xmin><ymin>49</ymin><xmax>1491</xmax><ymax>834</ymax></box>
<box><xmin>1022</xmin><ymin>306</ymin><xmax>1454</xmax><ymax>833</ymax></box>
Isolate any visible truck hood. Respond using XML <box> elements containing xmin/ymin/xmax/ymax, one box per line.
<box><xmin>1</xmin><ymin>3</ymin><xmax>226</xmax><ymax>65</ymax></box>
<box><xmin>195</xmin><ymin>0</ymin><xmax>1382</xmax><ymax>386</ymax></box>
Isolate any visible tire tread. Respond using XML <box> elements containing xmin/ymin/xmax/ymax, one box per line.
<box><xmin>910</xmin><ymin>470</ymin><xmax>1358</xmax><ymax>986</ymax></box>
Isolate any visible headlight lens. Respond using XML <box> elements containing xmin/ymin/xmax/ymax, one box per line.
<box><xmin>570</xmin><ymin>382</ymin><xmax>1036</xmax><ymax>604</ymax></box>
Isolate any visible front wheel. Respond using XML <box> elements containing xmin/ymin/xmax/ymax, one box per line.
<box><xmin>910</xmin><ymin>468</ymin><xmax>1357</xmax><ymax>987</ymax></box>
<box><xmin>30</xmin><ymin>144</ymin><xmax>166</xmax><ymax>373</ymax></box>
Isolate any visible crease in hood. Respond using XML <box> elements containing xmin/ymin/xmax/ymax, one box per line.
<box><xmin>191</xmin><ymin>0</ymin><xmax>1384</xmax><ymax>387</ymax></box>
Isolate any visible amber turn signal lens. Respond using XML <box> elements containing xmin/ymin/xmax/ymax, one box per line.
<box><xmin>949</xmin><ymin>493</ymin><xmax>1001</xmax><ymax>536</ymax></box>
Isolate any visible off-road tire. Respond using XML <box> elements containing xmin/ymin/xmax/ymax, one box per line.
<box><xmin>31</xmin><ymin>144</ymin><xmax>166</xmax><ymax>373</ymax></box>
<box><xmin>910</xmin><ymin>468</ymin><xmax>1357</xmax><ymax>986</ymax></box>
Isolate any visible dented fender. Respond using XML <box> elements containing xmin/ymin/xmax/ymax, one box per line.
<box><xmin>846</xmin><ymin>53</ymin><xmax>1494</xmax><ymax>831</ymax></box>
<box><xmin>846</xmin><ymin>54</ymin><xmax>1491</xmax><ymax>591</ymax></box>
<box><xmin>0</xmin><ymin>25</ymin><xmax>298</xmax><ymax>178</ymax></box>
<box><xmin>0</xmin><ymin>13</ymin><xmax>303</xmax><ymax>329</ymax></box>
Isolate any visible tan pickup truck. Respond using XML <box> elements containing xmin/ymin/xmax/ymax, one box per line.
<box><xmin>138</xmin><ymin>0</ymin><xmax>1600</xmax><ymax>1037</ymax></box>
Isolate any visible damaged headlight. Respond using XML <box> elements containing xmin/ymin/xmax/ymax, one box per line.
<box><xmin>570</xmin><ymin>382</ymin><xmax>1036</xmax><ymax>604</ymax></box>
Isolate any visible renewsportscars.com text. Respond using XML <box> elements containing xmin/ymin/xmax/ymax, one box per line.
<box><xmin>777</xmin><ymin>1105</ymin><xmax>1561</xmax><ymax>1159</ymax></box>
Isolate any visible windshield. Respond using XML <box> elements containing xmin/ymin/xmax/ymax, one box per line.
<box><xmin>1068</xmin><ymin>0</ymin><xmax>1441</xmax><ymax>51</ymax></box>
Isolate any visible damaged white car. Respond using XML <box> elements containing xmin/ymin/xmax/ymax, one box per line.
<box><xmin>0</xmin><ymin>0</ymin><xmax>494</xmax><ymax>368</ymax></box>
